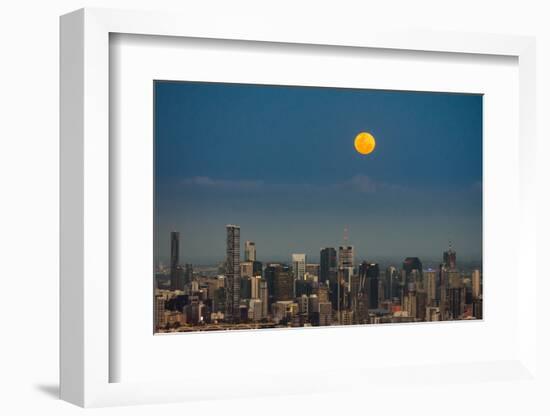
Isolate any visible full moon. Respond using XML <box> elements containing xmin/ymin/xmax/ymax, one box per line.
<box><xmin>354</xmin><ymin>132</ymin><xmax>376</xmax><ymax>155</ymax></box>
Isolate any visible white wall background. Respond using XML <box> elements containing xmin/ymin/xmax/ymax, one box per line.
<box><xmin>0</xmin><ymin>0</ymin><xmax>548</xmax><ymax>414</ymax></box>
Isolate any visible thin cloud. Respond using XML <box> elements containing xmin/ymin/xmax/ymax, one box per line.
<box><xmin>180</xmin><ymin>176</ymin><xmax>264</xmax><ymax>191</ymax></box>
<box><xmin>179</xmin><ymin>175</ymin><xmax>394</xmax><ymax>194</ymax></box>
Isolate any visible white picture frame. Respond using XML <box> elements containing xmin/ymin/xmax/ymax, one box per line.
<box><xmin>60</xmin><ymin>7</ymin><xmax>538</xmax><ymax>408</ymax></box>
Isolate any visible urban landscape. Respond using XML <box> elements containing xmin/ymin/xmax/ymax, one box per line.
<box><xmin>154</xmin><ymin>81</ymin><xmax>483</xmax><ymax>334</ymax></box>
<box><xmin>154</xmin><ymin>226</ymin><xmax>482</xmax><ymax>333</ymax></box>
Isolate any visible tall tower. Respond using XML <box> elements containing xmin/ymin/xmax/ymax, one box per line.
<box><xmin>338</xmin><ymin>227</ymin><xmax>354</xmax><ymax>271</ymax></box>
<box><xmin>472</xmin><ymin>269</ymin><xmax>481</xmax><ymax>299</ymax></box>
<box><xmin>359</xmin><ymin>262</ymin><xmax>379</xmax><ymax>309</ymax></box>
<box><xmin>320</xmin><ymin>247</ymin><xmax>337</xmax><ymax>283</ymax></box>
<box><xmin>425</xmin><ymin>269</ymin><xmax>437</xmax><ymax>306</ymax></box>
<box><xmin>443</xmin><ymin>242</ymin><xmax>457</xmax><ymax>269</ymax></box>
<box><xmin>385</xmin><ymin>266</ymin><xmax>398</xmax><ymax>300</ymax></box>
<box><xmin>225</xmin><ymin>225</ymin><xmax>241</xmax><ymax>322</ymax></box>
<box><xmin>169</xmin><ymin>231</ymin><xmax>180</xmax><ymax>290</ymax></box>
<box><xmin>292</xmin><ymin>253</ymin><xmax>306</xmax><ymax>281</ymax></box>
<box><xmin>245</xmin><ymin>241</ymin><xmax>256</xmax><ymax>262</ymax></box>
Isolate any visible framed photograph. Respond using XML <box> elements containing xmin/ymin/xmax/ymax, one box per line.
<box><xmin>60</xmin><ymin>8</ymin><xmax>538</xmax><ymax>408</ymax></box>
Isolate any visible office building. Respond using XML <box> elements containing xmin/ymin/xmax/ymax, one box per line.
<box><xmin>425</xmin><ymin>269</ymin><xmax>437</xmax><ymax>305</ymax></box>
<box><xmin>266</xmin><ymin>264</ymin><xmax>293</xmax><ymax>302</ymax></box>
<box><xmin>403</xmin><ymin>257</ymin><xmax>422</xmax><ymax>284</ymax></box>
<box><xmin>292</xmin><ymin>253</ymin><xmax>307</xmax><ymax>281</ymax></box>
<box><xmin>385</xmin><ymin>266</ymin><xmax>398</xmax><ymax>300</ymax></box>
<box><xmin>320</xmin><ymin>247</ymin><xmax>338</xmax><ymax>283</ymax></box>
<box><xmin>225</xmin><ymin>224</ymin><xmax>241</xmax><ymax>322</ymax></box>
<box><xmin>240</xmin><ymin>261</ymin><xmax>254</xmax><ymax>278</ymax></box>
<box><xmin>248</xmin><ymin>299</ymin><xmax>262</xmax><ymax>322</ymax></box>
<box><xmin>250</xmin><ymin>275</ymin><xmax>261</xmax><ymax>299</ymax></box>
<box><xmin>306</xmin><ymin>263</ymin><xmax>320</xmax><ymax>278</ymax></box>
<box><xmin>448</xmin><ymin>287</ymin><xmax>465</xmax><ymax>320</ymax></box>
<box><xmin>443</xmin><ymin>243</ymin><xmax>457</xmax><ymax>269</ymax></box>
<box><xmin>338</xmin><ymin>245</ymin><xmax>354</xmax><ymax>270</ymax></box>
<box><xmin>319</xmin><ymin>302</ymin><xmax>332</xmax><ymax>326</ymax></box>
<box><xmin>244</xmin><ymin>240</ymin><xmax>256</xmax><ymax>261</ymax></box>
<box><xmin>170</xmin><ymin>231</ymin><xmax>180</xmax><ymax>290</ymax></box>
<box><xmin>472</xmin><ymin>269</ymin><xmax>481</xmax><ymax>299</ymax></box>
<box><xmin>358</xmin><ymin>262</ymin><xmax>379</xmax><ymax>309</ymax></box>
<box><xmin>259</xmin><ymin>279</ymin><xmax>269</xmax><ymax>319</ymax></box>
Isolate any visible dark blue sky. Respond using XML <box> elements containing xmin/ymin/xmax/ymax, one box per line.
<box><xmin>155</xmin><ymin>81</ymin><xmax>482</xmax><ymax>266</ymax></box>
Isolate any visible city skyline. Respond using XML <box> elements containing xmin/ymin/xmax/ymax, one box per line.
<box><xmin>156</xmin><ymin>225</ymin><xmax>482</xmax><ymax>332</ymax></box>
<box><xmin>154</xmin><ymin>80</ymin><xmax>482</xmax><ymax>333</ymax></box>
<box><xmin>154</xmin><ymin>81</ymin><xmax>482</xmax><ymax>265</ymax></box>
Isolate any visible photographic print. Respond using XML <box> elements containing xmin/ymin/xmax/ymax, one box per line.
<box><xmin>153</xmin><ymin>81</ymin><xmax>483</xmax><ymax>333</ymax></box>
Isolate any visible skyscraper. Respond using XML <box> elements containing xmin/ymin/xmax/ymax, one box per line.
<box><xmin>443</xmin><ymin>243</ymin><xmax>457</xmax><ymax>269</ymax></box>
<box><xmin>259</xmin><ymin>279</ymin><xmax>269</xmax><ymax>319</ymax></box>
<box><xmin>250</xmin><ymin>275</ymin><xmax>261</xmax><ymax>299</ymax></box>
<box><xmin>320</xmin><ymin>247</ymin><xmax>337</xmax><ymax>283</ymax></box>
<box><xmin>385</xmin><ymin>266</ymin><xmax>398</xmax><ymax>300</ymax></box>
<box><xmin>472</xmin><ymin>269</ymin><xmax>481</xmax><ymax>299</ymax></box>
<box><xmin>425</xmin><ymin>269</ymin><xmax>437</xmax><ymax>306</ymax></box>
<box><xmin>402</xmin><ymin>257</ymin><xmax>422</xmax><ymax>290</ymax></box>
<box><xmin>225</xmin><ymin>225</ymin><xmax>241</xmax><ymax>322</ymax></box>
<box><xmin>359</xmin><ymin>262</ymin><xmax>380</xmax><ymax>309</ymax></box>
<box><xmin>338</xmin><ymin>245</ymin><xmax>354</xmax><ymax>270</ymax></box>
<box><xmin>448</xmin><ymin>287</ymin><xmax>465</xmax><ymax>319</ymax></box>
<box><xmin>245</xmin><ymin>240</ymin><xmax>256</xmax><ymax>262</ymax></box>
<box><xmin>439</xmin><ymin>264</ymin><xmax>448</xmax><ymax>320</ymax></box>
<box><xmin>170</xmin><ymin>231</ymin><xmax>180</xmax><ymax>291</ymax></box>
<box><xmin>272</xmin><ymin>265</ymin><xmax>293</xmax><ymax>302</ymax></box>
<box><xmin>292</xmin><ymin>253</ymin><xmax>306</xmax><ymax>281</ymax></box>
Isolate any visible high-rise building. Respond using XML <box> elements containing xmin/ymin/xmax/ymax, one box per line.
<box><xmin>338</xmin><ymin>245</ymin><xmax>354</xmax><ymax>270</ymax></box>
<box><xmin>172</xmin><ymin>265</ymin><xmax>185</xmax><ymax>291</ymax></box>
<box><xmin>359</xmin><ymin>262</ymin><xmax>379</xmax><ymax>309</ymax></box>
<box><xmin>240</xmin><ymin>276</ymin><xmax>251</xmax><ymax>299</ymax></box>
<box><xmin>318</xmin><ymin>302</ymin><xmax>332</xmax><ymax>326</ymax></box>
<box><xmin>443</xmin><ymin>243</ymin><xmax>457</xmax><ymax>269</ymax></box>
<box><xmin>266</xmin><ymin>263</ymin><xmax>294</xmax><ymax>303</ymax></box>
<box><xmin>252</xmin><ymin>260</ymin><xmax>263</xmax><ymax>277</ymax></box>
<box><xmin>385</xmin><ymin>266</ymin><xmax>398</xmax><ymax>300</ymax></box>
<box><xmin>245</xmin><ymin>241</ymin><xmax>256</xmax><ymax>262</ymax></box>
<box><xmin>416</xmin><ymin>290</ymin><xmax>427</xmax><ymax>321</ymax></box>
<box><xmin>250</xmin><ymin>275</ymin><xmax>261</xmax><ymax>299</ymax></box>
<box><xmin>404</xmin><ymin>290</ymin><xmax>417</xmax><ymax>318</ymax></box>
<box><xmin>438</xmin><ymin>264</ymin><xmax>448</xmax><ymax>320</ymax></box>
<box><xmin>170</xmin><ymin>231</ymin><xmax>180</xmax><ymax>290</ymax></box>
<box><xmin>403</xmin><ymin>257</ymin><xmax>422</xmax><ymax>285</ymax></box>
<box><xmin>472</xmin><ymin>269</ymin><xmax>481</xmax><ymax>299</ymax></box>
<box><xmin>448</xmin><ymin>269</ymin><xmax>462</xmax><ymax>288</ymax></box>
<box><xmin>320</xmin><ymin>248</ymin><xmax>337</xmax><ymax>283</ymax></box>
<box><xmin>448</xmin><ymin>287</ymin><xmax>465</xmax><ymax>320</ymax></box>
<box><xmin>308</xmin><ymin>294</ymin><xmax>319</xmax><ymax>315</ymax></box>
<box><xmin>264</xmin><ymin>264</ymin><xmax>279</xmax><ymax>305</ymax></box>
<box><xmin>213</xmin><ymin>286</ymin><xmax>226</xmax><ymax>313</ymax></box>
<box><xmin>248</xmin><ymin>299</ymin><xmax>262</xmax><ymax>321</ymax></box>
<box><xmin>273</xmin><ymin>265</ymin><xmax>293</xmax><ymax>301</ymax></box>
<box><xmin>306</xmin><ymin>263</ymin><xmax>320</xmax><ymax>278</ymax></box>
<box><xmin>425</xmin><ymin>269</ymin><xmax>437</xmax><ymax>306</ymax></box>
<box><xmin>292</xmin><ymin>253</ymin><xmax>307</xmax><ymax>281</ymax></box>
<box><xmin>240</xmin><ymin>261</ymin><xmax>254</xmax><ymax>278</ymax></box>
<box><xmin>154</xmin><ymin>294</ymin><xmax>166</xmax><ymax>330</ymax></box>
<box><xmin>298</xmin><ymin>294</ymin><xmax>309</xmax><ymax>316</ymax></box>
<box><xmin>225</xmin><ymin>225</ymin><xmax>241</xmax><ymax>322</ymax></box>
<box><xmin>317</xmin><ymin>284</ymin><xmax>329</xmax><ymax>303</ymax></box>
<box><xmin>473</xmin><ymin>297</ymin><xmax>483</xmax><ymax>319</ymax></box>
<box><xmin>259</xmin><ymin>279</ymin><xmax>269</xmax><ymax>319</ymax></box>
